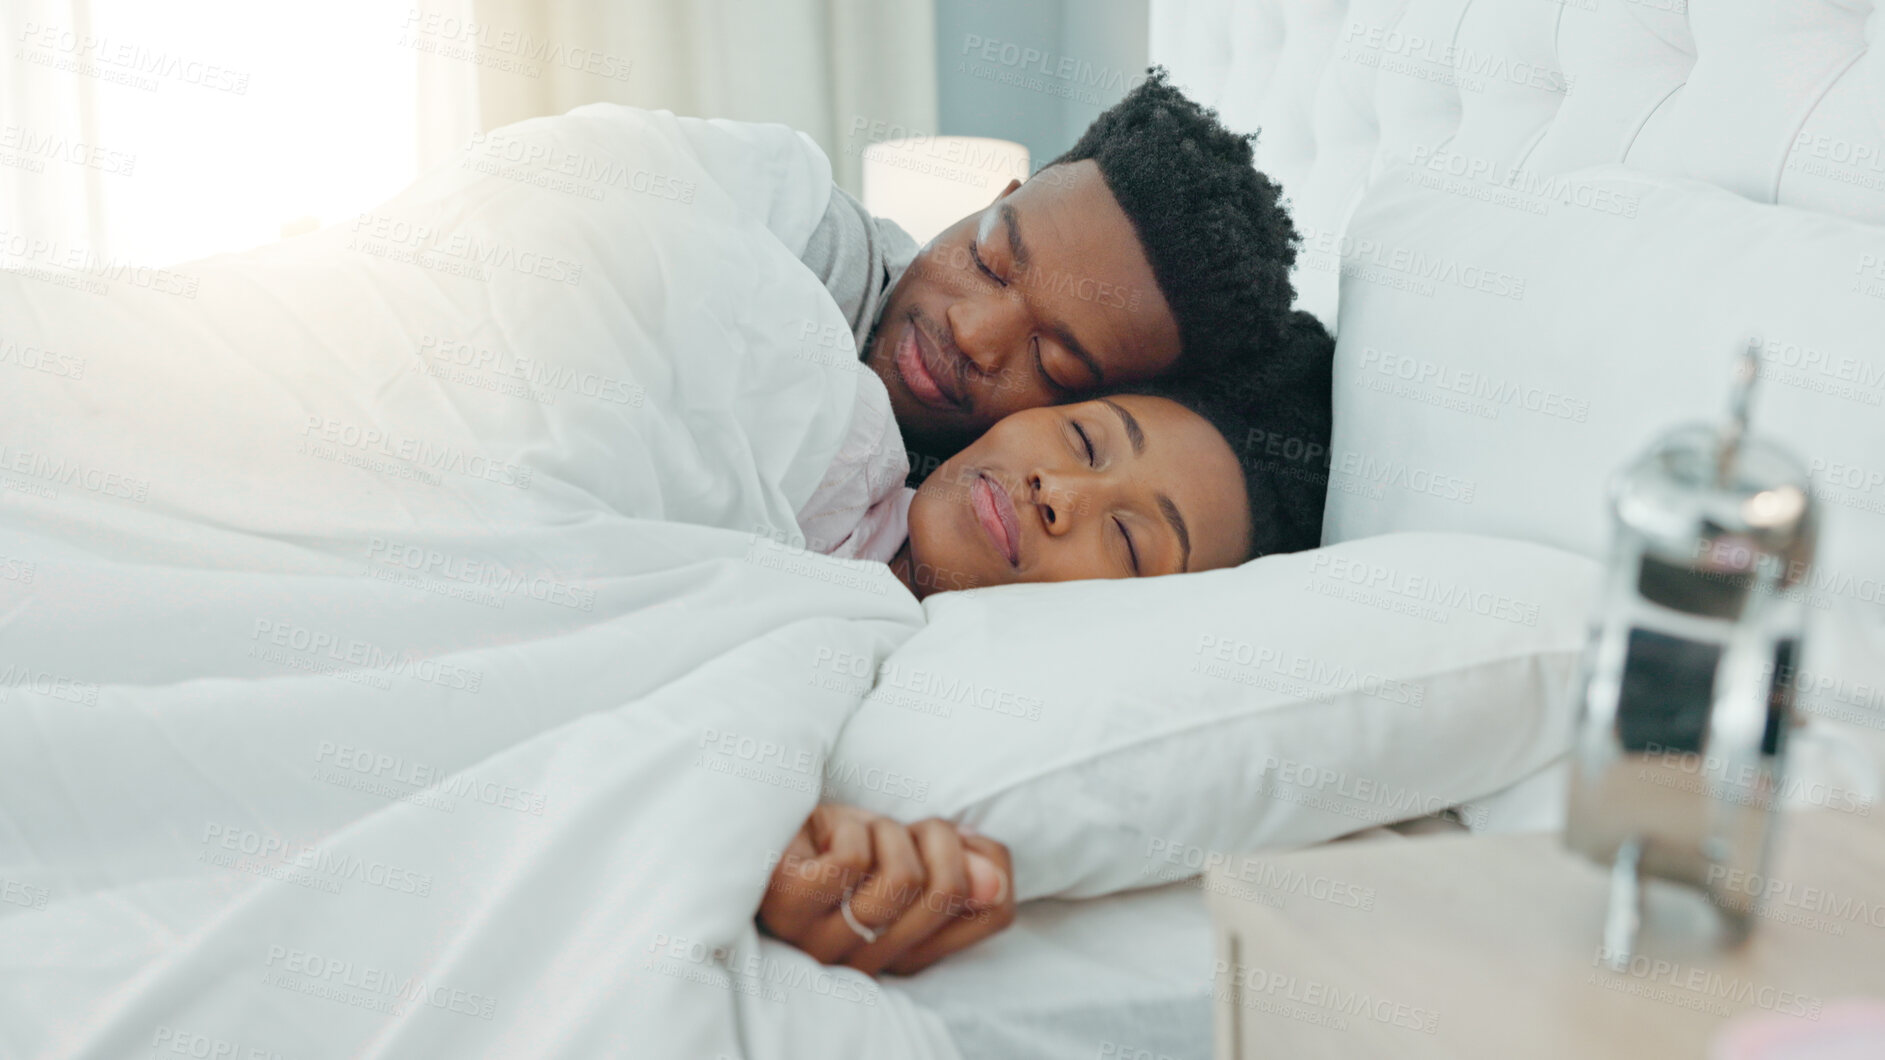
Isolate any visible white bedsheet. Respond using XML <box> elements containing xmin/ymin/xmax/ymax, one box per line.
<box><xmin>0</xmin><ymin>105</ymin><xmax>960</xmax><ymax>1059</ymax></box>
<box><xmin>903</xmin><ymin>881</ymin><xmax>1216</xmax><ymax>1060</ymax></box>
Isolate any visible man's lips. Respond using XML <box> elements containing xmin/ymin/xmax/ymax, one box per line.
<box><xmin>894</xmin><ymin>318</ymin><xmax>965</xmax><ymax>412</ymax></box>
<box><xmin>970</xmin><ymin>471</ymin><xmax>1020</xmax><ymax>567</ymax></box>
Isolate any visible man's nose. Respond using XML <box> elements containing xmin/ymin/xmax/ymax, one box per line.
<box><xmin>945</xmin><ymin>295</ymin><xmax>1024</xmax><ymax>378</ymax></box>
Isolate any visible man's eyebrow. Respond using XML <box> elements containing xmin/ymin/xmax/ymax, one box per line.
<box><xmin>1001</xmin><ymin>202</ymin><xmax>1105</xmax><ymax>387</ymax></box>
<box><xmin>997</xmin><ymin>202</ymin><xmax>1031</xmax><ymax>271</ymax></box>
<box><xmin>1157</xmin><ymin>493</ymin><xmax>1192</xmax><ymax>574</ymax></box>
<box><xmin>1098</xmin><ymin>398</ymin><xmax>1144</xmax><ymax>455</ymax></box>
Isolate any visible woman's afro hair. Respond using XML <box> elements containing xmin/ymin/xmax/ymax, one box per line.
<box><xmin>1049</xmin><ymin>66</ymin><xmax>1301</xmax><ymax>374</ymax></box>
<box><xmin>1112</xmin><ymin>309</ymin><xmax>1336</xmax><ymax>561</ymax></box>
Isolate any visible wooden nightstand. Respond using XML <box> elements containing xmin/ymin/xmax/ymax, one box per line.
<box><xmin>1206</xmin><ymin>808</ymin><xmax>1885</xmax><ymax>1059</ymax></box>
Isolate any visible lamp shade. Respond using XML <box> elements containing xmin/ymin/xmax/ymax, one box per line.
<box><xmin>861</xmin><ymin>136</ymin><xmax>1030</xmax><ymax>246</ymax></box>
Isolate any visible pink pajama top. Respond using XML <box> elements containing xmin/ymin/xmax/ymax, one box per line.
<box><xmin>794</xmin><ymin>368</ymin><xmax>916</xmax><ymax>564</ymax></box>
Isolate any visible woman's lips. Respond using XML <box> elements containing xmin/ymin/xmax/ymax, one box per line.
<box><xmin>894</xmin><ymin>320</ymin><xmax>961</xmax><ymax>411</ymax></box>
<box><xmin>970</xmin><ymin>472</ymin><xmax>1020</xmax><ymax>567</ymax></box>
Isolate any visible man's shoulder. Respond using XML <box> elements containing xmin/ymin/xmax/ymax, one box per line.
<box><xmin>800</xmin><ymin>186</ymin><xmax>917</xmax><ymax>348</ymax></box>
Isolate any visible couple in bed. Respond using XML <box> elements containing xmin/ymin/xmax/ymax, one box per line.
<box><xmin>751</xmin><ymin>71</ymin><xmax>1335</xmax><ymax>977</ymax></box>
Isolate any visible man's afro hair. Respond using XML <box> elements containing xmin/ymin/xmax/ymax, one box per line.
<box><xmin>1068</xmin><ymin>69</ymin><xmax>1331</xmax><ymax>558</ymax></box>
<box><xmin>1050</xmin><ymin>66</ymin><xmax>1301</xmax><ymax>374</ymax></box>
<box><xmin>1112</xmin><ymin>308</ymin><xmax>1335</xmax><ymax>561</ymax></box>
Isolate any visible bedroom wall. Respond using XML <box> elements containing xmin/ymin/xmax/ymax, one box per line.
<box><xmin>934</xmin><ymin>0</ymin><xmax>1149</xmax><ymax>175</ymax></box>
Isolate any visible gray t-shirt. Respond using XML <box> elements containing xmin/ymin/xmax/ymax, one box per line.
<box><xmin>797</xmin><ymin>185</ymin><xmax>920</xmax><ymax>352</ymax></box>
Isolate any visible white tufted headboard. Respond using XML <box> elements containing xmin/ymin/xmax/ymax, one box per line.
<box><xmin>1150</xmin><ymin>0</ymin><xmax>1885</xmax><ymax>327</ymax></box>
<box><xmin>1148</xmin><ymin>1</ymin><xmax>1885</xmax><ymax>749</ymax></box>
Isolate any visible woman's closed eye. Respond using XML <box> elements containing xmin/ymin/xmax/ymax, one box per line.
<box><xmin>1071</xmin><ymin>420</ymin><xmax>1096</xmax><ymax>465</ymax></box>
<box><xmin>1115</xmin><ymin>516</ymin><xmax>1141</xmax><ymax>575</ymax></box>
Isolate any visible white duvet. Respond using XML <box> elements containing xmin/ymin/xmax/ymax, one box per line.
<box><xmin>0</xmin><ymin>107</ymin><xmax>960</xmax><ymax>1058</ymax></box>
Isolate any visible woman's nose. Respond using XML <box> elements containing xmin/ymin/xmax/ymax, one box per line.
<box><xmin>1028</xmin><ymin>471</ymin><xmax>1081</xmax><ymax>537</ymax></box>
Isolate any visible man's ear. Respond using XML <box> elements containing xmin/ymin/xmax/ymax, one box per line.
<box><xmin>992</xmin><ymin>178</ymin><xmax>1022</xmax><ymax>203</ymax></box>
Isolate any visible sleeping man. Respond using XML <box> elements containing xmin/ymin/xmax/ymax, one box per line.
<box><xmin>792</xmin><ymin>67</ymin><xmax>1333</xmax><ymax>588</ymax></box>
<box><xmin>752</xmin><ymin>72</ymin><xmax>1337</xmax><ymax>977</ymax></box>
<box><xmin>798</xmin><ymin>68</ymin><xmax>1325</xmax><ymax>466</ymax></box>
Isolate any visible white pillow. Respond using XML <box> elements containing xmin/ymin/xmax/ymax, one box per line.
<box><xmin>825</xmin><ymin>532</ymin><xmax>1599</xmax><ymax>901</ymax></box>
<box><xmin>1323</xmin><ymin>163</ymin><xmax>1885</xmax><ymax>759</ymax></box>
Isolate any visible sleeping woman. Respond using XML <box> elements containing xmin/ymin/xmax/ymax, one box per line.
<box><xmin>867</xmin><ymin>388</ymin><xmax>1279</xmax><ymax>596</ymax></box>
<box><xmin>798</xmin><ymin>327</ymin><xmax>1330</xmax><ymax>598</ymax></box>
<box><xmin>759</xmin><ymin>353</ymin><xmax>1333</xmax><ymax>977</ymax></box>
<box><xmin>737</xmin><ymin>61</ymin><xmax>1340</xmax><ymax>993</ymax></box>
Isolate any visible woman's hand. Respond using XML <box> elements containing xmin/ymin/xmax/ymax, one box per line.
<box><xmin>758</xmin><ymin>803</ymin><xmax>1015</xmax><ymax>976</ymax></box>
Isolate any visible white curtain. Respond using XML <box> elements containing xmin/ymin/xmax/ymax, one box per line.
<box><xmin>0</xmin><ymin>0</ymin><xmax>933</xmax><ymax>265</ymax></box>
<box><xmin>1</xmin><ymin>0</ymin><xmax>108</xmax><ymax>255</ymax></box>
<box><xmin>451</xmin><ymin>0</ymin><xmax>937</xmax><ymax>195</ymax></box>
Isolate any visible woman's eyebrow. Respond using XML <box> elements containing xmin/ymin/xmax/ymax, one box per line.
<box><xmin>1097</xmin><ymin>398</ymin><xmax>1145</xmax><ymax>455</ymax></box>
<box><xmin>1096</xmin><ymin>398</ymin><xmax>1188</xmax><ymax>571</ymax></box>
<box><xmin>1157</xmin><ymin>494</ymin><xmax>1192</xmax><ymax>573</ymax></box>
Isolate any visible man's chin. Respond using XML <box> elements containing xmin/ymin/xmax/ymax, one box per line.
<box><xmin>898</xmin><ymin>408</ymin><xmax>976</xmax><ymax>461</ymax></box>
<box><xmin>860</xmin><ymin>338</ymin><xmax>974</xmax><ymax>468</ymax></box>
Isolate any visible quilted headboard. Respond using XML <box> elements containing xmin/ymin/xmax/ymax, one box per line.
<box><xmin>1150</xmin><ymin>0</ymin><xmax>1885</xmax><ymax>326</ymax></box>
<box><xmin>1150</xmin><ymin>0</ymin><xmax>1885</xmax><ymax>751</ymax></box>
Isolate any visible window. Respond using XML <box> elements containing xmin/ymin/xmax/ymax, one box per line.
<box><xmin>4</xmin><ymin>0</ymin><xmax>444</xmax><ymax>265</ymax></box>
